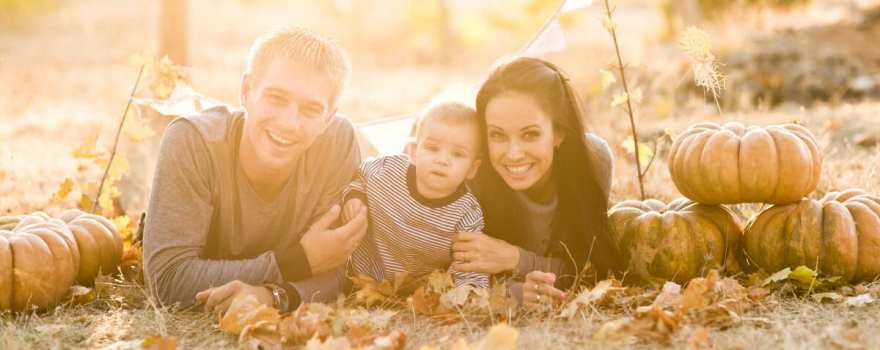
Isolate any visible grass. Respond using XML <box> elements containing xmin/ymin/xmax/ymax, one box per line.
<box><xmin>3</xmin><ymin>0</ymin><xmax>880</xmax><ymax>349</ymax></box>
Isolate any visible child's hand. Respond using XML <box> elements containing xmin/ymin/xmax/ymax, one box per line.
<box><xmin>342</xmin><ymin>198</ymin><xmax>366</xmax><ymax>223</ymax></box>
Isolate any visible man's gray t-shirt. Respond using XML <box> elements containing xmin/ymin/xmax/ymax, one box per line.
<box><xmin>143</xmin><ymin>106</ymin><xmax>360</xmax><ymax>307</ymax></box>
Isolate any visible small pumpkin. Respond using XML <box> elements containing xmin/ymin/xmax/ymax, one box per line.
<box><xmin>668</xmin><ymin>122</ymin><xmax>822</xmax><ymax>205</ymax></box>
<box><xmin>744</xmin><ymin>189</ymin><xmax>880</xmax><ymax>282</ymax></box>
<box><xmin>59</xmin><ymin>209</ymin><xmax>124</xmax><ymax>285</ymax></box>
<box><xmin>0</xmin><ymin>215</ymin><xmax>80</xmax><ymax>311</ymax></box>
<box><xmin>608</xmin><ymin>198</ymin><xmax>743</xmax><ymax>283</ymax></box>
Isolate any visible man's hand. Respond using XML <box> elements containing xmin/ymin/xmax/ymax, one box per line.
<box><xmin>300</xmin><ymin>204</ymin><xmax>368</xmax><ymax>274</ymax></box>
<box><xmin>342</xmin><ymin>198</ymin><xmax>365</xmax><ymax>223</ymax></box>
<box><xmin>195</xmin><ymin>280</ymin><xmax>273</xmax><ymax>317</ymax></box>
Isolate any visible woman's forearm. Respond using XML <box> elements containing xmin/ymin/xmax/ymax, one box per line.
<box><xmin>514</xmin><ymin>247</ymin><xmax>569</xmax><ymax>277</ymax></box>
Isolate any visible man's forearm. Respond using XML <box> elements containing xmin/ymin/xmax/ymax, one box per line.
<box><xmin>146</xmin><ymin>247</ymin><xmax>284</xmax><ymax>307</ymax></box>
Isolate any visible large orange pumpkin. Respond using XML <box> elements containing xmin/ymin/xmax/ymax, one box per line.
<box><xmin>0</xmin><ymin>214</ymin><xmax>80</xmax><ymax>311</ymax></box>
<box><xmin>58</xmin><ymin>209</ymin><xmax>123</xmax><ymax>285</ymax></box>
<box><xmin>608</xmin><ymin>198</ymin><xmax>743</xmax><ymax>283</ymax></box>
<box><xmin>744</xmin><ymin>189</ymin><xmax>880</xmax><ymax>282</ymax></box>
<box><xmin>668</xmin><ymin>122</ymin><xmax>822</xmax><ymax>205</ymax></box>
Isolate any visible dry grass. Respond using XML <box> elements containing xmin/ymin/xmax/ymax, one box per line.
<box><xmin>3</xmin><ymin>0</ymin><xmax>880</xmax><ymax>349</ymax></box>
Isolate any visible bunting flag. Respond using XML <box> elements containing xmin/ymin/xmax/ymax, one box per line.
<box><xmin>560</xmin><ymin>0</ymin><xmax>593</xmax><ymax>13</ymax></box>
<box><xmin>520</xmin><ymin>0</ymin><xmax>593</xmax><ymax>57</ymax></box>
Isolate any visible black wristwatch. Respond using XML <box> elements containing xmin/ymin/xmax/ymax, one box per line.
<box><xmin>264</xmin><ymin>283</ymin><xmax>289</xmax><ymax>312</ymax></box>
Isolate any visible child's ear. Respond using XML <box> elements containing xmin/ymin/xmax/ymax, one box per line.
<box><xmin>404</xmin><ymin>138</ymin><xmax>417</xmax><ymax>160</ymax></box>
<box><xmin>466</xmin><ymin>158</ymin><xmax>481</xmax><ymax>180</ymax></box>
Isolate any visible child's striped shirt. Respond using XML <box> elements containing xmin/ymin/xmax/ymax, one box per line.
<box><xmin>344</xmin><ymin>155</ymin><xmax>488</xmax><ymax>287</ymax></box>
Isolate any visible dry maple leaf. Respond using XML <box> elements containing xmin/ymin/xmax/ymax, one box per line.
<box><xmin>220</xmin><ymin>294</ymin><xmax>281</xmax><ymax>335</ymax></box>
<box><xmin>240</xmin><ymin>320</ymin><xmax>283</xmax><ymax>350</ymax></box>
<box><xmin>278</xmin><ymin>303</ymin><xmax>335</xmax><ymax>345</ymax></box>
<box><xmin>559</xmin><ymin>279</ymin><xmax>625</xmax><ymax>319</ymax></box>
<box><xmin>350</xmin><ymin>274</ymin><xmax>395</xmax><ymax>307</ymax></box>
<box><xmin>141</xmin><ymin>335</ymin><xmax>178</xmax><ymax>350</ymax></box>
<box><xmin>427</xmin><ymin>270</ymin><xmax>455</xmax><ymax>294</ymax></box>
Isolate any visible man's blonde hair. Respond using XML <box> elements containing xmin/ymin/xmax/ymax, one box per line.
<box><xmin>246</xmin><ymin>27</ymin><xmax>351</xmax><ymax>105</ymax></box>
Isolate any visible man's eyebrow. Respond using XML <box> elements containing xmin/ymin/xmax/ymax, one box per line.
<box><xmin>265</xmin><ymin>87</ymin><xmax>290</xmax><ymax>96</ymax></box>
<box><xmin>264</xmin><ymin>87</ymin><xmax>326</xmax><ymax>111</ymax></box>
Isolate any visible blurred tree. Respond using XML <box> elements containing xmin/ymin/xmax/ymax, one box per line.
<box><xmin>0</xmin><ymin>0</ymin><xmax>59</xmax><ymax>29</ymax></box>
<box><xmin>159</xmin><ymin>0</ymin><xmax>188</xmax><ymax>65</ymax></box>
<box><xmin>661</xmin><ymin>0</ymin><xmax>812</xmax><ymax>41</ymax></box>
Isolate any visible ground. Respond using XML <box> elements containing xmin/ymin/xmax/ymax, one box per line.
<box><xmin>2</xmin><ymin>0</ymin><xmax>880</xmax><ymax>349</ymax></box>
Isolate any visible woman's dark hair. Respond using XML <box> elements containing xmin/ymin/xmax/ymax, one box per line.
<box><xmin>473</xmin><ymin>56</ymin><xmax>619</xmax><ymax>282</ymax></box>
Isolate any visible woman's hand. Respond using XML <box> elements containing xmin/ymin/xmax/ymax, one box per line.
<box><xmin>451</xmin><ymin>232</ymin><xmax>520</xmax><ymax>274</ymax></box>
<box><xmin>195</xmin><ymin>280</ymin><xmax>274</xmax><ymax>317</ymax></box>
<box><xmin>522</xmin><ymin>271</ymin><xmax>566</xmax><ymax>308</ymax></box>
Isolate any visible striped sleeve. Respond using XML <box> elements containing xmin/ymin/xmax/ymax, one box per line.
<box><xmin>450</xmin><ymin>202</ymin><xmax>488</xmax><ymax>287</ymax></box>
<box><xmin>454</xmin><ymin>202</ymin><xmax>484</xmax><ymax>233</ymax></box>
<box><xmin>343</xmin><ymin>156</ymin><xmax>385</xmax><ymax>203</ymax></box>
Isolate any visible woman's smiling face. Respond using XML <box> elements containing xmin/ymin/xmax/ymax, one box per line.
<box><xmin>484</xmin><ymin>91</ymin><xmax>562</xmax><ymax>191</ymax></box>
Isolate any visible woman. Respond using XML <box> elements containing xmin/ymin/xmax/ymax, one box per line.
<box><xmin>451</xmin><ymin>57</ymin><xmax>620</xmax><ymax>307</ymax></box>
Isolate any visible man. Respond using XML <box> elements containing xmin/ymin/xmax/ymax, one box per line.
<box><xmin>143</xmin><ymin>27</ymin><xmax>367</xmax><ymax>315</ymax></box>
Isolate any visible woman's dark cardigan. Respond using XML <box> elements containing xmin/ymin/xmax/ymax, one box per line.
<box><xmin>469</xmin><ymin>133</ymin><xmax>620</xmax><ymax>286</ymax></box>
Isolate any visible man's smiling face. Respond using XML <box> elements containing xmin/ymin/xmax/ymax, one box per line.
<box><xmin>240</xmin><ymin>59</ymin><xmax>336</xmax><ymax>173</ymax></box>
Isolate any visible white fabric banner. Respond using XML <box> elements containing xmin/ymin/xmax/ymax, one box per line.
<box><xmin>521</xmin><ymin>18</ymin><xmax>567</xmax><ymax>57</ymax></box>
<box><xmin>561</xmin><ymin>0</ymin><xmax>593</xmax><ymax>13</ymax></box>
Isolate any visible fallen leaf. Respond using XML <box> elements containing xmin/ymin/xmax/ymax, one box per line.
<box><xmin>812</xmin><ymin>292</ymin><xmax>844</xmax><ymax>303</ymax></box>
<box><xmin>650</xmin><ymin>282</ymin><xmax>682</xmax><ymax>310</ymax></box>
<box><xmin>844</xmin><ymin>294</ymin><xmax>875</xmax><ymax>308</ymax></box>
<box><xmin>440</xmin><ymin>285</ymin><xmax>477</xmax><ymax>309</ymax></box>
<box><xmin>350</xmin><ymin>274</ymin><xmax>394</xmax><ymax>307</ymax></box>
<box><xmin>476</xmin><ymin>323</ymin><xmax>518</xmax><ymax>350</ymax></box>
<box><xmin>560</xmin><ymin>279</ymin><xmax>622</xmax><ymax>319</ymax></box>
<box><xmin>68</xmin><ymin>285</ymin><xmax>96</xmax><ymax>305</ymax></box>
<box><xmin>762</xmin><ymin>267</ymin><xmax>792</xmax><ymax>286</ymax></box>
<box><xmin>789</xmin><ymin>265</ymin><xmax>818</xmax><ymax>285</ymax></box>
<box><xmin>278</xmin><ymin>303</ymin><xmax>334</xmax><ymax>345</ymax></box>
<box><xmin>141</xmin><ymin>335</ymin><xmax>178</xmax><ymax>350</ymax></box>
<box><xmin>427</xmin><ymin>270</ymin><xmax>454</xmax><ymax>294</ymax></box>
<box><xmin>219</xmin><ymin>294</ymin><xmax>281</xmax><ymax>335</ymax></box>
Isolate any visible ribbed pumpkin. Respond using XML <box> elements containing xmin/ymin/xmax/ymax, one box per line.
<box><xmin>58</xmin><ymin>209</ymin><xmax>123</xmax><ymax>285</ymax></box>
<box><xmin>744</xmin><ymin>189</ymin><xmax>880</xmax><ymax>282</ymax></box>
<box><xmin>668</xmin><ymin>122</ymin><xmax>822</xmax><ymax>205</ymax></box>
<box><xmin>608</xmin><ymin>198</ymin><xmax>744</xmax><ymax>283</ymax></box>
<box><xmin>0</xmin><ymin>214</ymin><xmax>80</xmax><ymax>311</ymax></box>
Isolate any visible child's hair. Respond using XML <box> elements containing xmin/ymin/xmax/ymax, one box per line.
<box><xmin>414</xmin><ymin>100</ymin><xmax>479</xmax><ymax>142</ymax></box>
<box><xmin>246</xmin><ymin>27</ymin><xmax>350</xmax><ymax>106</ymax></box>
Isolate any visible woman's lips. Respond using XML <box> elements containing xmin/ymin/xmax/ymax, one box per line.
<box><xmin>504</xmin><ymin>163</ymin><xmax>533</xmax><ymax>175</ymax></box>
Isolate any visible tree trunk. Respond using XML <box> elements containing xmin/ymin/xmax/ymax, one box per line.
<box><xmin>159</xmin><ymin>0</ymin><xmax>188</xmax><ymax>65</ymax></box>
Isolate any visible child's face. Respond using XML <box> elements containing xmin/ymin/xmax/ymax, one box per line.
<box><xmin>411</xmin><ymin>120</ymin><xmax>481</xmax><ymax>199</ymax></box>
